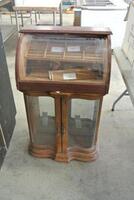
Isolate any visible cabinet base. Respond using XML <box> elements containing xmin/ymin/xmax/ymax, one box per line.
<box><xmin>29</xmin><ymin>144</ymin><xmax>55</xmax><ymax>159</ymax></box>
<box><xmin>55</xmin><ymin>148</ymin><xmax>98</xmax><ymax>162</ymax></box>
<box><xmin>29</xmin><ymin>144</ymin><xmax>98</xmax><ymax>162</ymax></box>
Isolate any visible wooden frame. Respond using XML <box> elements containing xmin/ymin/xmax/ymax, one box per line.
<box><xmin>16</xmin><ymin>26</ymin><xmax>111</xmax><ymax>95</ymax></box>
<box><xmin>16</xmin><ymin>26</ymin><xmax>111</xmax><ymax>162</ymax></box>
<box><xmin>24</xmin><ymin>92</ymin><xmax>103</xmax><ymax>162</ymax></box>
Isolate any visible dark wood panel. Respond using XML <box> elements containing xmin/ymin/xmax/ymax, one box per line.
<box><xmin>20</xmin><ymin>26</ymin><xmax>112</xmax><ymax>35</ymax></box>
<box><xmin>0</xmin><ymin>30</ymin><xmax>16</xmax><ymax>149</ymax></box>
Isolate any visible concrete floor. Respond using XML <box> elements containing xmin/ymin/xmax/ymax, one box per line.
<box><xmin>0</xmin><ymin>13</ymin><xmax>134</xmax><ymax>200</ymax></box>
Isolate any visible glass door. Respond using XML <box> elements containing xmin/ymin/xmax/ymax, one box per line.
<box><xmin>61</xmin><ymin>95</ymin><xmax>103</xmax><ymax>161</ymax></box>
<box><xmin>24</xmin><ymin>95</ymin><xmax>58</xmax><ymax>158</ymax></box>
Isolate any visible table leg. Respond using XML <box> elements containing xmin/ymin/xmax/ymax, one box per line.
<box><xmin>38</xmin><ymin>11</ymin><xmax>41</xmax><ymax>20</ymax></box>
<box><xmin>111</xmin><ymin>89</ymin><xmax>129</xmax><ymax>111</ymax></box>
<box><xmin>15</xmin><ymin>11</ymin><xmax>20</xmax><ymax>32</ymax></box>
<box><xmin>30</xmin><ymin>11</ymin><xmax>32</xmax><ymax>24</ymax></box>
<box><xmin>0</xmin><ymin>124</ymin><xmax>7</xmax><ymax>151</ymax></box>
<box><xmin>53</xmin><ymin>11</ymin><xmax>56</xmax><ymax>26</ymax></box>
<box><xmin>0</xmin><ymin>13</ymin><xmax>2</xmax><ymax>24</ymax></box>
<box><xmin>10</xmin><ymin>12</ymin><xmax>13</xmax><ymax>24</ymax></box>
<box><xmin>59</xmin><ymin>2</ymin><xmax>63</xmax><ymax>26</ymax></box>
<box><xmin>20</xmin><ymin>12</ymin><xmax>24</xmax><ymax>27</ymax></box>
<box><xmin>35</xmin><ymin>11</ymin><xmax>38</xmax><ymax>24</ymax></box>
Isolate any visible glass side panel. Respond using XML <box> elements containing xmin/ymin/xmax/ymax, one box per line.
<box><xmin>23</xmin><ymin>34</ymin><xmax>107</xmax><ymax>82</ymax></box>
<box><xmin>25</xmin><ymin>96</ymin><xmax>56</xmax><ymax>147</ymax></box>
<box><xmin>68</xmin><ymin>99</ymin><xmax>100</xmax><ymax>148</ymax></box>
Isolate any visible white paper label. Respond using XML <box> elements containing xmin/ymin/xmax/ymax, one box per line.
<box><xmin>63</xmin><ymin>73</ymin><xmax>76</xmax><ymax>80</ymax></box>
<box><xmin>67</xmin><ymin>46</ymin><xmax>80</xmax><ymax>52</ymax></box>
<box><xmin>51</xmin><ymin>47</ymin><xmax>64</xmax><ymax>53</ymax></box>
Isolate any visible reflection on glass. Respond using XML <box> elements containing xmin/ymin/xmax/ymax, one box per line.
<box><xmin>68</xmin><ymin>99</ymin><xmax>100</xmax><ymax>148</ymax></box>
<box><xmin>25</xmin><ymin>96</ymin><xmax>56</xmax><ymax>147</ymax></box>
<box><xmin>24</xmin><ymin>35</ymin><xmax>106</xmax><ymax>81</ymax></box>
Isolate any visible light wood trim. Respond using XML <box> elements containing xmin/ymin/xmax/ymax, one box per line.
<box><xmin>55</xmin><ymin>96</ymin><xmax>62</xmax><ymax>154</ymax></box>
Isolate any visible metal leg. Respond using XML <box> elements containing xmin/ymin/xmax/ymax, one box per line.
<box><xmin>15</xmin><ymin>11</ymin><xmax>20</xmax><ymax>32</ymax></box>
<box><xmin>20</xmin><ymin>12</ymin><xmax>24</xmax><ymax>27</ymax></box>
<box><xmin>111</xmin><ymin>89</ymin><xmax>129</xmax><ymax>111</ymax></box>
<box><xmin>35</xmin><ymin>11</ymin><xmax>38</xmax><ymax>24</ymax></box>
<box><xmin>59</xmin><ymin>2</ymin><xmax>63</xmax><ymax>26</ymax></box>
<box><xmin>38</xmin><ymin>11</ymin><xmax>41</xmax><ymax>20</ymax></box>
<box><xmin>0</xmin><ymin>124</ymin><xmax>7</xmax><ymax>151</ymax></box>
<box><xmin>30</xmin><ymin>11</ymin><xmax>32</xmax><ymax>24</ymax></box>
<box><xmin>53</xmin><ymin>11</ymin><xmax>56</xmax><ymax>26</ymax></box>
<box><xmin>10</xmin><ymin>12</ymin><xmax>13</xmax><ymax>24</ymax></box>
<box><xmin>0</xmin><ymin>13</ymin><xmax>2</xmax><ymax>24</ymax></box>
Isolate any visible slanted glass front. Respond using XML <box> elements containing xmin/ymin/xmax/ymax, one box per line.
<box><xmin>21</xmin><ymin>34</ymin><xmax>107</xmax><ymax>83</ymax></box>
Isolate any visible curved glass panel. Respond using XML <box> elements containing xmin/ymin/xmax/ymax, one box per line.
<box><xmin>68</xmin><ymin>98</ymin><xmax>100</xmax><ymax>148</ymax></box>
<box><xmin>22</xmin><ymin>34</ymin><xmax>107</xmax><ymax>83</ymax></box>
<box><xmin>25</xmin><ymin>95</ymin><xmax>56</xmax><ymax>147</ymax></box>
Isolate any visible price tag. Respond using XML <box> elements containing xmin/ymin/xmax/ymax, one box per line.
<box><xmin>67</xmin><ymin>46</ymin><xmax>80</xmax><ymax>52</ymax></box>
<box><xmin>51</xmin><ymin>47</ymin><xmax>64</xmax><ymax>53</ymax></box>
<box><xmin>63</xmin><ymin>73</ymin><xmax>76</xmax><ymax>80</ymax></box>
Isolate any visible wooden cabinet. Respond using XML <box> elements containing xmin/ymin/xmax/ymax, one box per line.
<box><xmin>16</xmin><ymin>26</ymin><xmax>111</xmax><ymax>162</ymax></box>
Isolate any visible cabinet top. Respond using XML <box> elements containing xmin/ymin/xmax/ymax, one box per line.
<box><xmin>16</xmin><ymin>26</ymin><xmax>111</xmax><ymax>95</ymax></box>
<box><xmin>20</xmin><ymin>26</ymin><xmax>112</xmax><ymax>36</ymax></box>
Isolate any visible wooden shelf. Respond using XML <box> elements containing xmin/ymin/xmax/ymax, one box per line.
<box><xmin>25</xmin><ymin>39</ymin><xmax>104</xmax><ymax>63</ymax></box>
